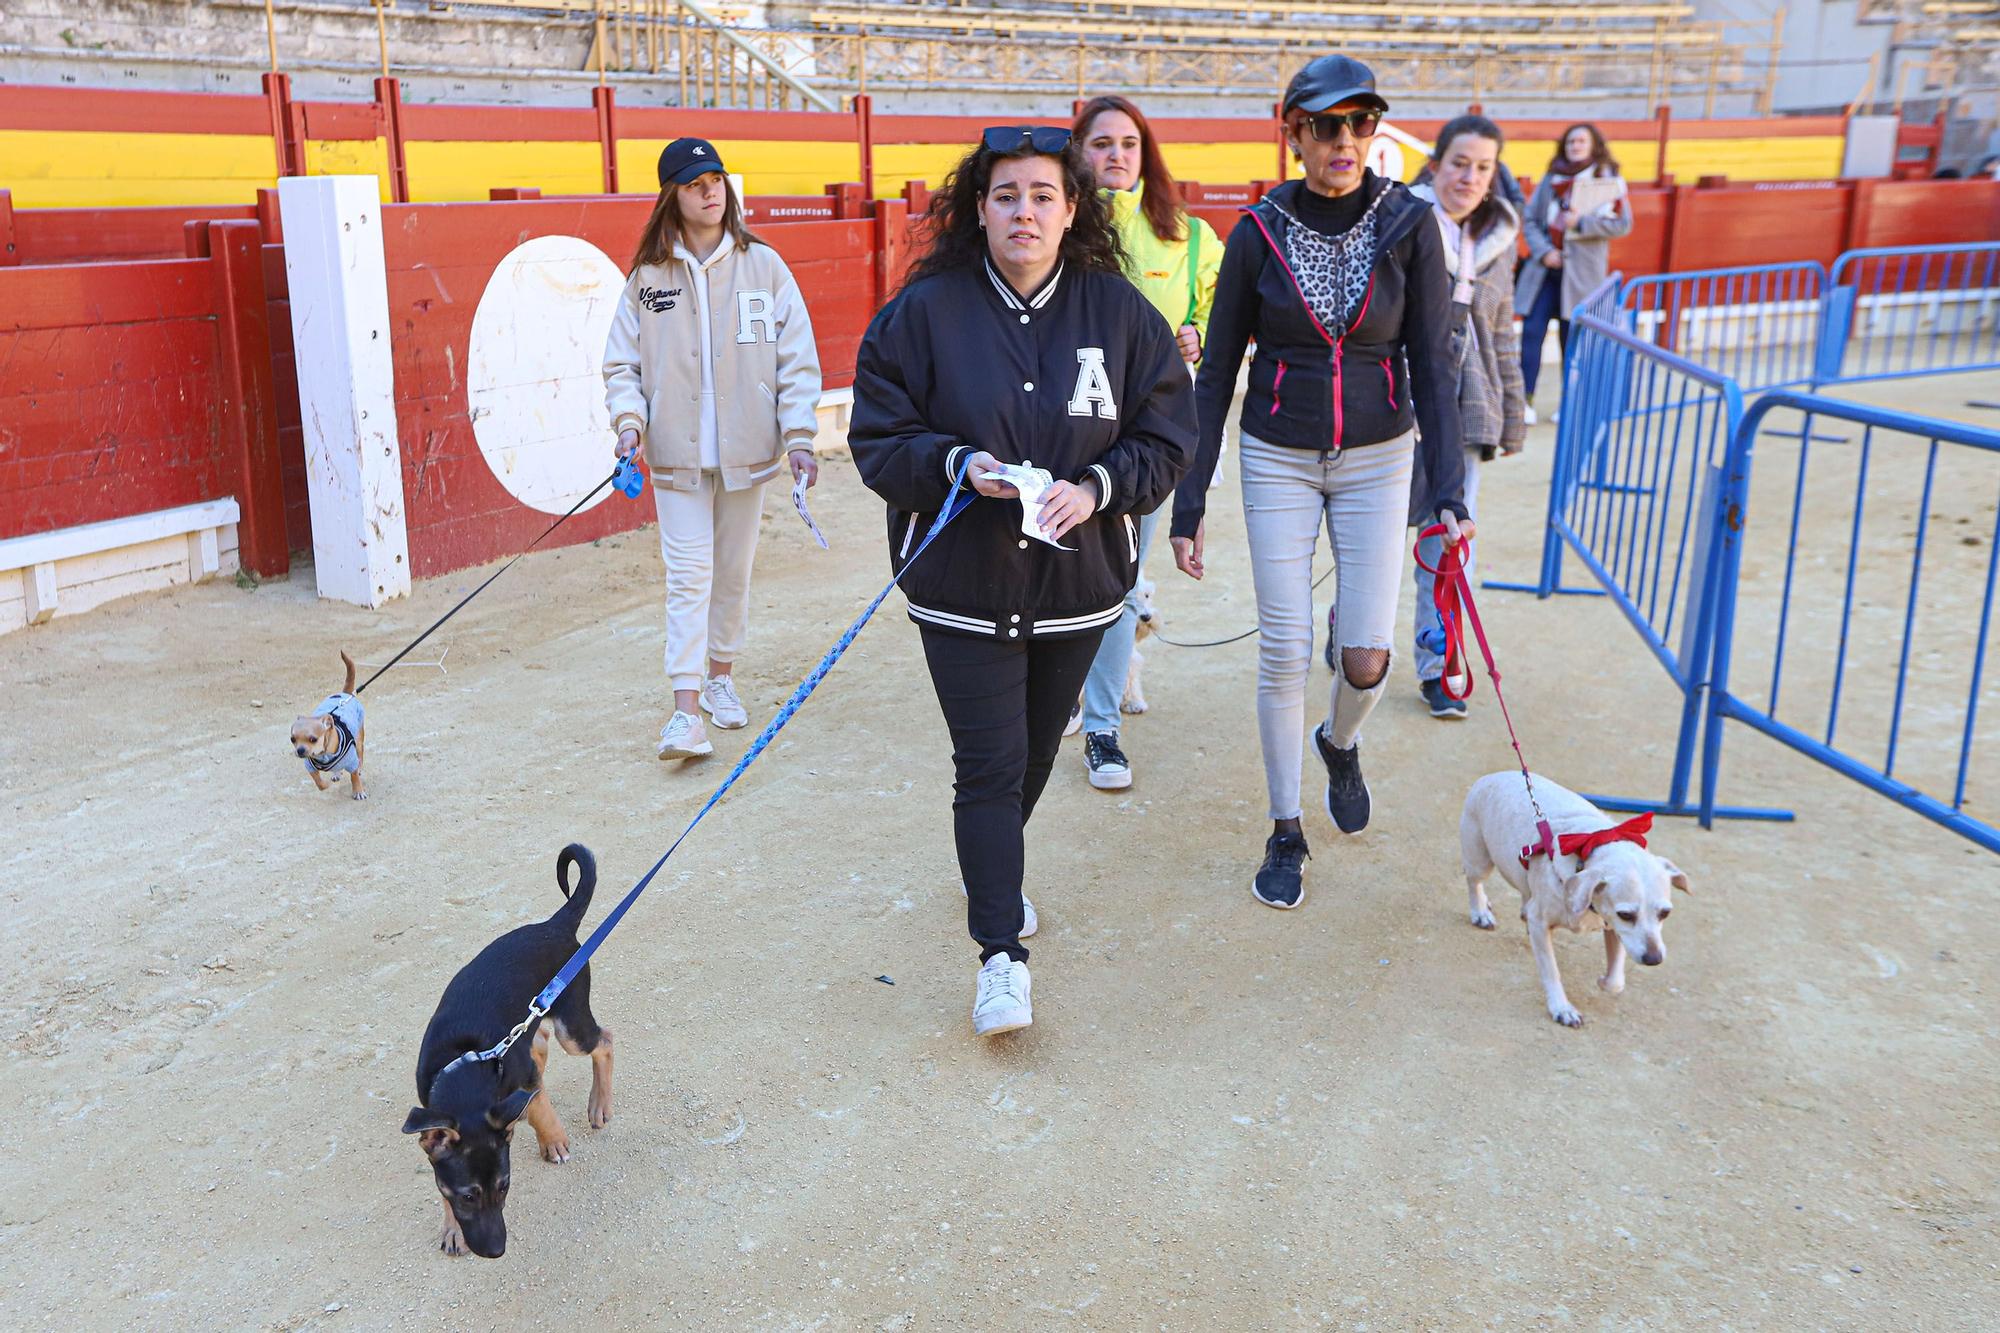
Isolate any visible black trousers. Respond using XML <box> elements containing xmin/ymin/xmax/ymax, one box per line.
<box><xmin>919</xmin><ymin>625</ymin><xmax>1106</xmax><ymax>964</ymax></box>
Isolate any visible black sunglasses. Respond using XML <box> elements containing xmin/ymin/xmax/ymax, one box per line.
<box><xmin>983</xmin><ymin>125</ymin><xmax>1073</xmax><ymax>155</ymax></box>
<box><xmin>1300</xmin><ymin>110</ymin><xmax>1382</xmax><ymax>142</ymax></box>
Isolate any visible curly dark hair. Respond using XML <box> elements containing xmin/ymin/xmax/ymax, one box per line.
<box><xmin>904</xmin><ymin>137</ymin><xmax>1125</xmax><ymax>288</ymax></box>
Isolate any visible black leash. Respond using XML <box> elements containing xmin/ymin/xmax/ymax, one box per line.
<box><xmin>1152</xmin><ymin>563</ymin><xmax>1333</xmax><ymax>649</ymax></box>
<box><xmin>355</xmin><ymin>471</ymin><xmax>615</xmax><ymax>694</ymax></box>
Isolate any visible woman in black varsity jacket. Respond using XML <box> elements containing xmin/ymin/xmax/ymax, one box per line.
<box><xmin>1169</xmin><ymin>55</ymin><xmax>1473</xmax><ymax>912</ymax></box>
<box><xmin>850</xmin><ymin>126</ymin><xmax>1195</xmax><ymax>1038</ymax></box>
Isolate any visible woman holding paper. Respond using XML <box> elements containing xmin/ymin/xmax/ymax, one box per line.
<box><xmin>1513</xmin><ymin>122</ymin><xmax>1631</xmax><ymax>416</ymax></box>
<box><xmin>849</xmin><ymin>125</ymin><xmax>1195</xmax><ymax>1037</ymax></box>
<box><xmin>603</xmin><ymin>136</ymin><xmax>823</xmax><ymax>762</ymax></box>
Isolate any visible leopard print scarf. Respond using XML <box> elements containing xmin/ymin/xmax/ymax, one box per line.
<box><xmin>1272</xmin><ymin>187</ymin><xmax>1389</xmax><ymax>337</ymax></box>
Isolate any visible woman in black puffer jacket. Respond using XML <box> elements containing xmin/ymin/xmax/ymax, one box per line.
<box><xmin>1169</xmin><ymin>54</ymin><xmax>1472</xmax><ymax>912</ymax></box>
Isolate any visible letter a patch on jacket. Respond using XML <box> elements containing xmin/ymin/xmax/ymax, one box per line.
<box><xmin>1068</xmin><ymin>347</ymin><xmax>1117</xmax><ymax>419</ymax></box>
<box><xmin>736</xmin><ymin>289</ymin><xmax>775</xmax><ymax>344</ymax></box>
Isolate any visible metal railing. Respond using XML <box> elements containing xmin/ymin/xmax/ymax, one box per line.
<box><xmin>1509</xmin><ymin>252</ymin><xmax>2000</xmax><ymax>850</ymax></box>
<box><xmin>1817</xmin><ymin>243</ymin><xmax>2000</xmax><ymax>385</ymax></box>
<box><xmin>1621</xmin><ymin>262</ymin><xmax>1826</xmax><ymax>394</ymax></box>
<box><xmin>1700</xmin><ymin>393</ymin><xmax>2000</xmax><ymax>852</ymax></box>
<box><xmin>1522</xmin><ymin>290</ymin><xmax>1791</xmax><ymax>819</ymax></box>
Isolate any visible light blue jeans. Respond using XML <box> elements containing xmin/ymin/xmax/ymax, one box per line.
<box><xmin>1412</xmin><ymin>448</ymin><xmax>1484</xmax><ymax>683</ymax></box>
<box><xmin>1079</xmin><ymin>505</ymin><xmax>1162</xmax><ymax>735</ymax></box>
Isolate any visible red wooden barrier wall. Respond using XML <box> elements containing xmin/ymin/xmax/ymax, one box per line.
<box><xmin>0</xmin><ymin>221</ymin><xmax>285</xmax><ymax>574</ymax></box>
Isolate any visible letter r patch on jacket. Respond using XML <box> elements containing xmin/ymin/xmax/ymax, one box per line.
<box><xmin>736</xmin><ymin>289</ymin><xmax>775</xmax><ymax>344</ymax></box>
<box><xmin>1068</xmin><ymin>347</ymin><xmax>1117</xmax><ymax>419</ymax></box>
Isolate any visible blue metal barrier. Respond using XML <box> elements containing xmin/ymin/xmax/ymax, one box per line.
<box><xmin>1622</xmin><ymin>262</ymin><xmax>1826</xmax><ymax>394</ymax></box>
<box><xmin>1525</xmin><ymin>305</ymin><xmax>1791</xmax><ymax>822</ymax></box>
<box><xmin>1700</xmin><ymin>393</ymin><xmax>2000</xmax><ymax>852</ymax></box>
<box><xmin>1487</xmin><ymin>276</ymin><xmax>1621</xmax><ymax>600</ymax></box>
<box><xmin>1818</xmin><ymin>243</ymin><xmax>2000</xmax><ymax>385</ymax></box>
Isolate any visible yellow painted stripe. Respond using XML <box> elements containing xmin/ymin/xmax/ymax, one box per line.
<box><xmin>872</xmin><ymin>142</ymin><xmax>970</xmax><ymax>199</ymax></box>
<box><xmin>1160</xmin><ymin>142</ymin><xmax>1279</xmax><ymax>186</ymax></box>
<box><xmin>0</xmin><ymin>129</ymin><xmax>276</xmax><ymax>206</ymax></box>
<box><xmin>614</xmin><ymin>139</ymin><xmax>864</xmax><ymax>197</ymax></box>
<box><xmin>1664</xmin><ymin>136</ymin><xmax>1844</xmax><ymax>182</ymax></box>
<box><xmin>304</xmin><ymin>138</ymin><xmax>393</xmax><ymax>203</ymax></box>
<box><xmin>403</xmin><ymin>139</ymin><xmax>605</xmax><ymax>203</ymax></box>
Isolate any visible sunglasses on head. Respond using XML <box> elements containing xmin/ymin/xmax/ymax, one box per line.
<box><xmin>1298</xmin><ymin>110</ymin><xmax>1382</xmax><ymax>142</ymax></box>
<box><xmin>983</xmin><ymin>125</ymin><xmax>1073</xmax><ymax>155</ymax></box>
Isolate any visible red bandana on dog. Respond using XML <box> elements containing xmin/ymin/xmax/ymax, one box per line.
<box><xmin>1558</xmin><ymin>813</ymin><xmax>1653</xmax><ymax>865</ymax></box>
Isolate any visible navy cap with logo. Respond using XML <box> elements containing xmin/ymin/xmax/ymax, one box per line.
<box><xmin>1282</xmin><ymin>54</ymin><xmax>1390</xmax><ymax>117</ymax></box>
<box><xmin>657</xmin><ymin>137</ymin><xmax>727</xmax><ymax>187</ymax></box>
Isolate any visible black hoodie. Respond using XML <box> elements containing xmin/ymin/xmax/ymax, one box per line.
<box><xmin>1170</xmin><ymin>173</ymin><xmax>1467</xmax><ymax>541</ymax></box>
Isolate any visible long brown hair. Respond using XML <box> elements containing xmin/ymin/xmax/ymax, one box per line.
<box><xmin>629</xmin><ymin>176</ymin><xmax>764</xmax><ymax>272</ymax></box>
<box><xmin>1549</xmin><ymin>122</ymin><xmax>1621</xmax><ymax>177</ymax></box>
<box><xmin>904</xmin><ymin>139</ymin><xmax>1124</xmax><ymax>288</ymax></box>
<box><xmin>1072</xmin><ymin>95</ymin><xmax>1185</xmax><ymax>243</ymax></box>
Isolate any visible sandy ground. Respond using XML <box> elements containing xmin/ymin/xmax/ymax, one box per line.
<box><xmin>3</xmin><ymin>386</ymin><xmax>1998</xmax><ymax>1330</ymax></box>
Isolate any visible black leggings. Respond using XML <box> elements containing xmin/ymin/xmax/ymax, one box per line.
<box><xmin>919</xmin><ymin>625</ymin><xmax>1106</xmax><ymax>964</ymax></box>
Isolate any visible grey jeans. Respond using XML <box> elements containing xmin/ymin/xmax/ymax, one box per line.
<box><xmin>1240</xmin><ymin>429</ymin><xmax>1415</xmax><ymax>821</ymax></box>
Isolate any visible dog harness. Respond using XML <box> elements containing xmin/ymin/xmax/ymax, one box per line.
<box><xmin>305</xmin><ymin>693</ymin><xmax>363</xmax><ymax>775</ymax></box>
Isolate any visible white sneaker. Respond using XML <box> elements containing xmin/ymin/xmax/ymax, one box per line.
<box><xmin>962</xmin><ymin>882</ymin><xmax>1037</xmax><ymax>937</ymax></box>
<box><xmin>657</xmin><ymin>710</ymin><xmax>712</xmax><ymax>760</ymax></box>
<box><xmin>700</xmin><ymin>675</ymin><xmax>749</xmax><ymax>729</ymax></box>
<box><xmin>972</xmin><ymin>952</ymin><xmax>1032</xmax><ymax>1036</ymax></box>
<box><xmin>1062</xmin><ymin>699</ymin><xmax>1083</xmax><ymax>738</ymax></box>
<box><xmin>1523</xmin><ymin>403</ymin><xmax>1538</xmax><ymax>426</ymax></box>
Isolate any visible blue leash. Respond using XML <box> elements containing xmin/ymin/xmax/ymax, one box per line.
<box><xmin>462</xmin><ymin>464</ymin><xmax>975</xmax><ymax>1070</ymax></box>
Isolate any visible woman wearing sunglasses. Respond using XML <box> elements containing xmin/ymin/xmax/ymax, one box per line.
<box><xmin>849</xmin><ymin>125</ymin><xmax>1195</xmax><ymax>1037</ymax></box>
<box><xmin>1066</xmin><ymin>94</ymin><xmax>1224</xmax><ymax>792</ymax></box>
<box><xmin>1169</xmin><ymin>54</ymin><xmax>1470</xmax><ymax>912</ymax></box>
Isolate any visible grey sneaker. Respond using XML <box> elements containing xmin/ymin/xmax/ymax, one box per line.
<box><xmin>700</xmin><ymin>675</ymin><xmax>749</xmax><ymax>729</ymax></box>
<box><xmin>657</xmin><ymin>710</ymin><xmax>712</xmax><ymax>760</ymax></box>
<box><xmin>972</xmin><ymin>952</ymin><xmax>1032</xmax><ymax>1036</ymax></box>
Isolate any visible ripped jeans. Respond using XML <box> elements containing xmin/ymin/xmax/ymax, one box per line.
<box><xmin>1239</xmin><ymin>429</ymin><xmax>1415</xmax><ymax>821</ymax></box>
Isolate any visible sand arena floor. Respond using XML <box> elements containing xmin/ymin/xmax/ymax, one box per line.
<box><xmin>2</xmin><ymin>385</ymin><xmax>1996</xmax><ymax>1329</ymax></box>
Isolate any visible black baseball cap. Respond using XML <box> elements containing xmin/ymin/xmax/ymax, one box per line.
<box><xmin>657</xmin><ymin>137</ymin><xmax>727</xmax><ymax>187</ymax></box>
<box><xmin>1282</xmin><ymin>55</ymin><xmax>1390</xmax><ymax>117</ymax></box>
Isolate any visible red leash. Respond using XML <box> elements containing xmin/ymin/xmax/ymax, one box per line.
<box><xmin>1414</xmin><ymin>524</ymin><xmax>1556</xmax><ymax>866</ymax></box>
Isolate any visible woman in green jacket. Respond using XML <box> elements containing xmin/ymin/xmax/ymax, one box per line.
<box><xmin>1068</xmin><ymin>93</ymin><xmax>1223</xmax><ymax>792</ymax></box>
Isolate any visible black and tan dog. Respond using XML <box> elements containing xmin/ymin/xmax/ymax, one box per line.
<box><xmin>401</xmin><ymin>844</ymin><xmax>614</xmax><ymax>1258</ymax></box>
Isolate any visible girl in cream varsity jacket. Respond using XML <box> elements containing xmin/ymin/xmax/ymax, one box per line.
<box><xmin>604</xmin><ymin>138</ymin><xmax>823</xmax><ymax>760</ymax></box>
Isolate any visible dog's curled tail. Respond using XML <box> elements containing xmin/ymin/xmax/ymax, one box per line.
<box><xmin>340</xmin><ymin>650</ymin><xmax>357</xmax><ymax>694</ymax></box>
<box><xmin>554</xmin><ymin>843</ymin><xmax>598</xmax><ymax>923</ymax></box>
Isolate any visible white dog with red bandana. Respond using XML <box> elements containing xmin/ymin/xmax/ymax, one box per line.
<box><xmin>1459</xmin><ymin>772</ymin><xmax>1691</xmax><ymax>1027</ymax></box>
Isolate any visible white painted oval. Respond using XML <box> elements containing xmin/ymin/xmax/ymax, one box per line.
<box><xmin>467</xmin><ymin>235</ymin><xmax>625</xmax><ymax>515</ymax></box>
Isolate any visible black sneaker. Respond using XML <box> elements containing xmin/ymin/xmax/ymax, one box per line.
<box><xmin>1252</xmin><ymin>829</ymin><xmax>1311</xmax><ymax>909</ymax></box>
<box><xmin>1420</xmin><ymin>677</ymin><xmax>1468</xmax><ymax>719</ymax></box>
<box><xmin>1084</xmin><ymin>731</ymin><xmax>1132</xmax><ymax>790</ymax></box>
<box><xmin>1315</xmin><ymin>725</ymin><xmax>1372</xmax><ymax>833</ymax></box>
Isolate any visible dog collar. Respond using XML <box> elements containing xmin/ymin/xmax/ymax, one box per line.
<box><xmin>1557</xmin><ymin>813</ymin><xmax>1653</xmax><ymax>866</ymax></box>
